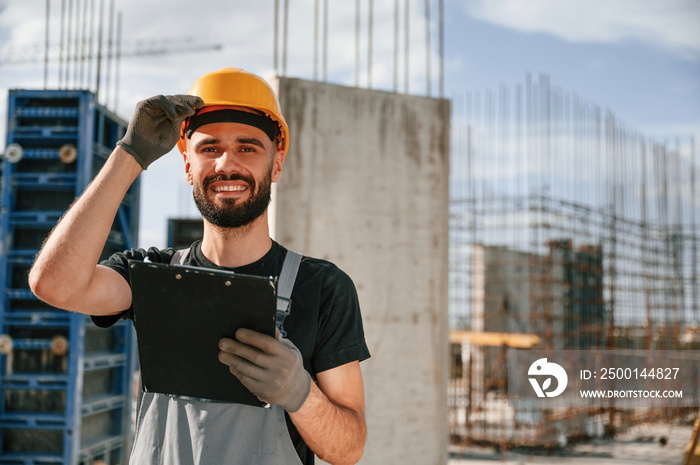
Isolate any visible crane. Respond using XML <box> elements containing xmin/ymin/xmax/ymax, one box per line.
<box><xmin>0</xmin><ymin>38</ymin><xmax>222</xmax><ymax>67</ymax></box>
<box><xmin>0</xmin><ymin>36</ymin><xmax>222</xmax><ymax>111</ymax></box>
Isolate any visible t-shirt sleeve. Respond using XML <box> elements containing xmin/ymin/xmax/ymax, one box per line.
<box><xmin>91</xmin><ymin>247</ymin><xmax>174</xmax><ymax>328</ymax></box>
<box><xmin>312</xmin><ymin>265</ymin><xmax>371</xmax><ymax>374</ymax></box>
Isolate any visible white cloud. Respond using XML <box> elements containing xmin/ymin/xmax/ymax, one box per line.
<box><xmin>635</xmin><ymin>119</ymin><xmax>700</xmax><ymax>146</ymax></box>
<box><xmin>467</xmin><ymin>0</ymin><xmax>700</xmax><ymax>60</ymax></box>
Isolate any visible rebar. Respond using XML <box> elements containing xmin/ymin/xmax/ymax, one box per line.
<box><xmin>449</xmin><ymin>73</ymin><xmax>700</xmax><ymax>448</ymax></box>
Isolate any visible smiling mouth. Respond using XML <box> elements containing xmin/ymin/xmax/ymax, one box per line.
<box><xmin>212</xmin><ymin>185</ymin><xmax>248</xmax><ymax>192</ymax></box>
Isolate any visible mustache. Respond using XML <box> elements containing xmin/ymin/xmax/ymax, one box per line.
<box><xmin>203</xmin><ymin>173</ymin><xmax>256</xmax><ymax>191</ymax></box>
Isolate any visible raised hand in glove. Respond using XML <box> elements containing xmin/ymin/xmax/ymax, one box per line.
<box><xmin>218</xmin><ymin>328</ymin><xmax>312</xmax><ymax>413</ymax></box>
<box><xmin>118</xmin><ymin>94</ymin><xmax>204</xmax><ymax>170</ymax></box>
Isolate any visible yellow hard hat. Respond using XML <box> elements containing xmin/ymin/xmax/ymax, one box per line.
<box><xmin>177</xmin><ymin>67</ymin><xmax>289</xmax><ymax>155</ymax></box>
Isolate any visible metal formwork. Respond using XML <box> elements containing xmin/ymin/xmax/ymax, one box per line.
<box><xmin>0</xmin><ymin>90</ymin><xmax>139</xmax><ymax>465</ymax></box>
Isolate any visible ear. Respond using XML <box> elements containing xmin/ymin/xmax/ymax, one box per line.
<box><xmin>184</xmin><ymin>152</ymin><xmax>194</xmax><ymax>185</ymax></box>
<box><xmin>271</xmin><ymin>147</ymin><xmax>286</xmax><ymax>183</ymax></box>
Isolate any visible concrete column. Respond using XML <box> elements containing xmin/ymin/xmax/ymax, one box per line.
<box><xmin>274</xmin><ymin>77</ymin><xmax>450</xmax><ymax>465</ymax></box>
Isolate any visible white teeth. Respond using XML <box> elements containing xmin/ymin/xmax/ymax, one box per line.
<box><xmin>214</xmin><ymin>185</ymin><xmax>246</xmax><ymax>192</ymax></box>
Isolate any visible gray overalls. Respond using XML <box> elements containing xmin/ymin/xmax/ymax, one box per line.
<box><xmin>130</xmin><ymin>248</ymin><xmax>304</xmax><ymax>465</ymax></box>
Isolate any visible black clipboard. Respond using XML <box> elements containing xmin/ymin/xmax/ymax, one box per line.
<box><xmin>129</xmin><ymin>260</ymin><xmax>277</xmax><ymax>405</ymax></box>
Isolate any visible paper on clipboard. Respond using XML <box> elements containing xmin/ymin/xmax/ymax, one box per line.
<box><xmin>129</xmin><ymin>260</ymin><xmax>277</xmax><ymax>405</ymax></box>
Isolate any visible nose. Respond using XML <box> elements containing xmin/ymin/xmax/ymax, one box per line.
<box><xmin>214</xmin><ymin>150</ymin><xmax>242</xmax><ymax>174</ymax></box>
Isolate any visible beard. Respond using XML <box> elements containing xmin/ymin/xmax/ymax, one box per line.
<box><xmin>192</xmin><ymin>168</ymin><xmax>273</xmax><ymax>229</ymax></box>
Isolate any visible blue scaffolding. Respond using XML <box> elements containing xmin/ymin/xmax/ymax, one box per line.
<box><xmin>0</xmin><ymin>90</ymin><xmax>139</xmax><ymax>464</ymax></box>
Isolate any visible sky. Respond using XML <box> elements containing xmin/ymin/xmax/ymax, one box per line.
<box><xmin>1</xmin><ymin>0</ymin><xmax>699</xmax><ymax>248</ymax></box>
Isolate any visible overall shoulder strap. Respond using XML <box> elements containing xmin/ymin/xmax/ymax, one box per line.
<box><xmin>276</xmin><ymin>250</ymin><xmax>303</xmax><ymax>337</ymax></box>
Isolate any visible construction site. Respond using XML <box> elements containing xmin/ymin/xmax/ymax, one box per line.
<box><xmin>1</xmin><ymin>1</ymin><xmax>699</xmax><ymax>464</ymax></box>
<box><xmin>448</xmin><ymin>75</ymin><xmax>700</xmax><ymax>458</ymax></box>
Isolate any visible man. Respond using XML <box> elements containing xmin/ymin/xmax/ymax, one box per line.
<box><xmin>29</xmin><ymin>67</ymin><xmax>370</xmax><ymax>465</ymax></box>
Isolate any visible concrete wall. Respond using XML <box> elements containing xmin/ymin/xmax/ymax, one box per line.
<box><xmin>273</xmin><ymin>77</ymin><xmax>450</xmax><ymax>465</ymax></box>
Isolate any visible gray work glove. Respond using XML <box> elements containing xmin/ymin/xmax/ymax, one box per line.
<box><xmin>118</xmin><ymin>94</ymin><xmax>204</xmax><ymax>170</ymax></box>
<box><xmin>218</xmin><ymin>329</ymin><xmax>312</xmax><ymax>413</ymax></box>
